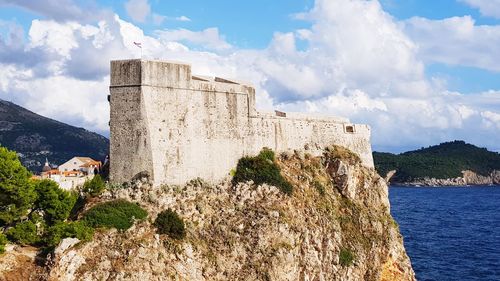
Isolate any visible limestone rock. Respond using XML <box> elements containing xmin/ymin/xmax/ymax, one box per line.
<box><xmin>384</xmin><ymin>170</ymin><xmax>397</xmax><ymax>183</ymax></box>
<box><xmin>54</xmin><ymin>238</ymin><xmax>80</xmax><ymax>256</ymax></box>
<box><xmin>1</xmin><ymin>146</ymin><xmax>415</xmax><ymax>281</ymax></box>
<box><xmin>401</xmin><ymin>169</ymin><xmax>500</xmax><ymax>186</ymax></box>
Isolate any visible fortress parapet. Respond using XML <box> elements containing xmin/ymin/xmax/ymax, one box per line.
<box><xmin>109</xmin><ymin>59</ymin><xmax>373</xmax><ymax>186</ymax></box>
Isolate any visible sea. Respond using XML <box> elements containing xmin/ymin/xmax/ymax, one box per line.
<box><xmin>389</xmin><ymin>186</ymin><xmax>500</xmax><ymax>281</ymax></box>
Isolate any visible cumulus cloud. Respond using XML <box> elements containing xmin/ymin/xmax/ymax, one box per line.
<box><xmin>460</xmin><ymin>0</ymin><xmax>500</xmax><ymax>18</ymax></box>
<box><xmin>125</xmin><ymin>0</ymin><xmax>150</xmax><ymax>23</ymax></box>
<box><xmin>176</xmin><ymin>16</ymin><xmax>192</xmax><ymax>22</ymax></box>
<box><xmin>404</xmin><ymin>15</ymin><xmax>500</xmax><ymax>72</ymax></box>
<box><xmin>152</xmin><ymin>14</ymin><xmax>191</xmax><ymax>25</ymax></box>
<box><xmin>0</xmin><ymin>0</ymin><xmax>108</xmax><ymax>22</ymax></box>
<box><xmin>481</xmin><ymin>111</ymin><xmax>500</xmax><ymax>129</ymax></box>
<box><xmin>0</xmin><ymin>0</ymin><xmax>498</xmax><ymax>152</ymax></box>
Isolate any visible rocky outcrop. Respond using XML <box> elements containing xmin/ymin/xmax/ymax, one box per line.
<box><xmin>492</xmin><ymin>170</ymin><xmax>500</xmax><ymax>184</ymax></box>
<box><xmin>0</xmin><ymin>245</ymin><xmax>47</xmax><ymax>281</ymax></box>
<box><xmin>1</xmin><ymin>147</ymin><xmax>415</xmax><ymax>280</ymax></box>
<box><xmin>394</xmin><ymin>170</ymin><xmax>500</xmax><ymax>186</ymax></box>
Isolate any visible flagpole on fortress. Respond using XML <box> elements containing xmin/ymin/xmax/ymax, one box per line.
<box><xmin>133</xmin><ymin>41</ymin><xmax>142</xmax><ymax>59</ymax></box>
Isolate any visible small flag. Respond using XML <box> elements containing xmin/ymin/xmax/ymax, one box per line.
<box><xmin>133</xmin><ymin>41</ymin><xmax>142</xmax><ymax>48</ymax></box>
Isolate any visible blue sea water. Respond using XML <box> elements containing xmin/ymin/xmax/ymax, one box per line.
<box><xmin>389</xmin><ymin>186</ymin><xmax>500</xmax><ymax>281</ymax></box>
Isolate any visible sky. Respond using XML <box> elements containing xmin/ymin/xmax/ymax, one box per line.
<box><xmin>0</xmin><ymin>0</ymin><xmax>499</xmax><ymax>153</ymax></box>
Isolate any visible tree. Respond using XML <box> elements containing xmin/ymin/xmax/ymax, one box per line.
<box><xmin>34</xmin><ymin>179</ymin><xmax>77</xmax><ymax>225</ymax></box>
<box><xmin>0</xmin><ymin>146</ymin><xmax>37</xmax><ymax>226</ymax></box>
<box><xmin>5</xmin><ymin>220</ymin><xmax>40</xmax><ymax>245</ymax></box>
<box><xmin>82</xmin><ymin>175</ymin><xmax>105</xmax><ymax>197</ymax></box>
<box><xmin>44</xmin><ymin>221</ymin><xmax>94</xmax><ymax>247</ymax></box>
<box><xmin>0</xmin><ymin>146</ymin><xmax>95</xmax><ymax>249</ymax></box>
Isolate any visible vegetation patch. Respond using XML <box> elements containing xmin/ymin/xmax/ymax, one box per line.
<box><xmin>83</xmin><ymin>200</ymin><xmax>148</xmax><ymax>230</ymax></box>
<box><xmin>325</xmin><ymin>145</ymin><xmax>361</xmax><ymax>165</ymax></box>
<box><xmin>5</xmin><ymin>220</ymin><xmax>40</xmax><ymax>245</ymax></box>
<box><xmin>154</xmin><ymin>209</ymin><xmax>186</xmax><ymax>240</ymax></box>
<box><xmin>232</xmin><ymin>148</ymin><xmax>293</xmax><ymax>195</ymax></box>
<box><xmin>339</xmin><ymin>248</ymin><xmax>355</xmax><ymax>267</ymax></box>
<box><xmin>0</xmin><ymin>233</ymin><xmax>7</xmax><ymax>254</ymax></box>
<box><xmin>35</xmin><ymin>179</ymin><xmax>78</xmax><ymax>225</ymax></box>
<box><xmin>45</xmin><ymin>221</ymin><xmax>94</xmax><ymax>247</ymax></box>
<box><xmin>0</xmin><ymin>145</ymin><xmax>101</xmax><ymax>250</ymax></box>
<box><xmin>313</xmin><ymin>180</ymin><xmax>326</xmax><ymax>196</ymax></box>
<box><xmin>82</xmin><ymin>175</ymin><xmax>106</xmax><ymax>197</ymax></box>
<box><xmin>0</xmin><ymin>146</ymin><xmax>36</xmax><ymax>226</ymax></box>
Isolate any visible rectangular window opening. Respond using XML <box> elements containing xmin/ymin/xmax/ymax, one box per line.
<box><xmin>345</xmin><ymin>125</ymin><xmax>355</xmax><ymax>133</ymax></box>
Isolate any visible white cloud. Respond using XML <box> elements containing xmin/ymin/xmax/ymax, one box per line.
<box><xmin>404</xmin><ymin>15</ymin><xmax>500</xmax><ymax>72</ymax></box>
<box><xmin>0</xmin><ymin>0</ymin><xmax>109</xmax><ymax>22</ymax></box>
<box><xmin>125</xmin><ymin>0</ymin><xmax>150</xmax><ymax>23</ymax></box>
<box><xmin>460</xmin><ymin>0</ymin><xmax>500</xmax><ymax>18</ymax></box>
<box><xmin>0</xmin><ymin>0</ymin><xmax>498</xmax><ymax>153</ymax></box>
<box><xmin>481</xmin><ymin>110</ymin><xmax>500</xmax><ymax>129</ymax></box>
<box><xmin>152</xmin><ymin>14</ymin><xmax>191</xmax><ymax>25</ymax></box>
<box><xmin>176</xmin><ymin>16</ymin><xmax>191</xmax><ymax>22</ymax></box>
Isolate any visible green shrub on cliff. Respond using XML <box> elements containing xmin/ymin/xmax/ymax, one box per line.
<box><xmin>82</xmin><ymin>175</ymin><xmax>106</xmax><ymax>197</ymax></box>
<box><xmin>5</xmin><ymin>220</ymin><xmax>40</xmax><ymax>245</ymax></box>
<box><xmin>232</xmin><ymin>148</ymin><xmax>293</xmax><ymax>195</ymax></box>
<box><xmin>45</xmin><ymin>221</ymin><xmax>94</xmax><ymax>247</ymax></box>
<box><xmin>313</xmin><ymin>180</ymin><xmax>326</xmax><ymax>196</ymax></box>
<box><xmin>0</xmin><ymin>233</ymin><xmax>7</xmax><ymax>254</ymax></box>
<box><xmin>83</xmin><ymin>200</ymin><xmax>148</xmax><ymax>230</ymax></box>
<box><xmin>339</xmin><ymin>248</ymin><xmax>355</xmax><ymax>267</ymax></box>
<box><xmin>154</xmin><ymin>209</ymin><xmax>186</xmax><ymax>240</ymax></box>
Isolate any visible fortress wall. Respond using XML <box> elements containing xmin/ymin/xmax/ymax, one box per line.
<box><xmin>109</xmin><ymin>86</ymin><xmax>154</xmax><ymax>184</ymax></box>
<box><xmin>110</xmin><ymin>60</ymin><xmax>374</xmax><ymax>186</ymax></box>
<box><xmin>247</xmin><ymin>117</ymin><xmax>373</xmax><ymax>166</ymax></box>
<box><xmin>140</xmin><ymin>85</ymin><xmax>253</xmax><ymax>185</ymax></box>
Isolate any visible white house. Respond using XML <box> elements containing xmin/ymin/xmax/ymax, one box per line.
<box><xmin>58</xmin><ymin>157</ymin><xmax>102</xmax><ymax>175</ymax></box>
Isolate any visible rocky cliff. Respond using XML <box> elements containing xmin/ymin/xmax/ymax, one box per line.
<box><xmin>390</xmin><ymin>170</ymin><xmax>500</xmax><ymax>186</ymax></box>
<box><xmin>0</xmin><ymin>147</ymin><xmax>415</xmax><ymax>281</ymax></box>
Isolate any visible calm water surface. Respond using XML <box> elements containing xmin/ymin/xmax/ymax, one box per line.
<box><xmin>389</xmin><ymin>186</ymin><xmax>500</xmax><ymax>281</ymax></box>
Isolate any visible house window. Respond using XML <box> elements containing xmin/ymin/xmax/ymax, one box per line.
<box><xmin>345</xmin><ymin>125</ymin><xmax>355</xmax><ymax>133</ymax></box>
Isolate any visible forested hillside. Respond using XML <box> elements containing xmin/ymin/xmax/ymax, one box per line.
<box><xmin>0</xmin><ymin>99</ymin><xmax>109</xmax><ymax>172</ymax></box>
<box><xmin>373</xmin><ymin>141</ymin><xmax>500</xmax><ymax>182</ymax></box>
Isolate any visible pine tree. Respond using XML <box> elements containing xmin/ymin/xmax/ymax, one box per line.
<box><xmin>0</xmin><ymin>146</ymin><xmax>37</xmax><ymax>226</ymax></box>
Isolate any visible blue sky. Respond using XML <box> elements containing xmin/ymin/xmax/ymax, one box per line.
<box><xmin>0</xmin><ymin>0</ymin><xmax>499</xmax><ymax>153</ymax></box>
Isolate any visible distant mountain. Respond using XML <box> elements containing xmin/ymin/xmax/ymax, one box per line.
<box><xmin>373</xmin><ymin>141</ymin><xmax>500</xmax><ymax>184</ymax></box>
<box><xmin>0</xmin><ymin>99</ymin><xmax>109</xmax><ymax>172</ymax></box>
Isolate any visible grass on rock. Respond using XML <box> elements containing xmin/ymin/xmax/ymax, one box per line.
<box><xmin>83</xmin><ymin>200</ymin><xmax>148</xmax><ymax>230</ymax></box>
<box><xmin>232</xmin><ymin>148</ymin><xmax>293</xmax><ymax>195</ymax></box>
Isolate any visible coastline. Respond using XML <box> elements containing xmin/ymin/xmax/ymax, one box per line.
<box><xmin>386</xmin><ymin>169</ymin><xmax>500</xmax><ymax>187</ymax></box>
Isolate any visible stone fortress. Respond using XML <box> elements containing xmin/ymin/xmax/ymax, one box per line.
<box><xmin>109</xmin><ymin>59</ymin><xmax>374</xmax><ymax>187</ymax></box>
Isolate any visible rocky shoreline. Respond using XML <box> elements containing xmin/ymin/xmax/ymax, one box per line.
<box><xmin>388</xmin><ymin>170</ymin><xmax>500</xmax><ymax>187</ymax></box>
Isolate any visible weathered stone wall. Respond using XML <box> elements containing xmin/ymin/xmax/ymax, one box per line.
<box><xmin>109</xmin><ymin>59</ymin><xmax>374</xmax><ymax>186</ymax></box>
